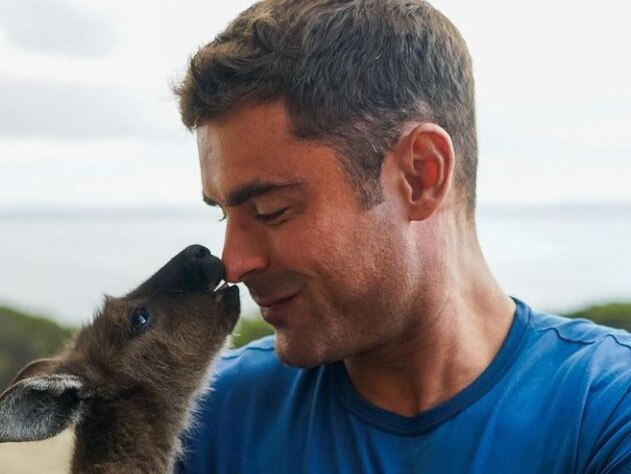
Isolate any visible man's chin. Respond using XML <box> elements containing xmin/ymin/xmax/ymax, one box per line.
<box><xmin>274</xmin><ymin>333</ymin><xmax>335</xmax><ymax>369</ymax></box>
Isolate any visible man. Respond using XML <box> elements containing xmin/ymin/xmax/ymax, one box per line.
<box><xmin>174</xmin><ymin>1</ymin><xmax>631</xmax><ymax>472</ymax></box>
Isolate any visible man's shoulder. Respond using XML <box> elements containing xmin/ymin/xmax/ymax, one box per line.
<box><xmin>197</xmin><ymin>336</ymin><xmax>326</xmax><ymax>437</ymax></box>
<box><xmin>528</xmin><ymin>308</ymin><xmax>631</xmax><ymax>361</ymax></box>
<box><xmin>520</xmin><ymin>305</ymin><xmax>631</xmax><ymax>394</ymax></box>
<box><xmin>222</xmin><ymin>335</ymin><xmax>278</xmax><ymax>365</ymax></box>
<box><xmin>523</xmin><ymin>308</ymin><xmax>631</xmax><ymax>472</ymax></box>
<box><xmin>531</xmin><ymin>309</ymin><xmax>631</xmax><ymax>346</ymax></box>
<box><xmin>212</xmin><ymin>335</ymin><xmax>302</xmax><ymax>393</ymax></box>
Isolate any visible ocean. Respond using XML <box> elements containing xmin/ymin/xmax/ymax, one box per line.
<box><xmin>1</xmin><ymin>204</ymin><xmax>629</xmax><ymax>326</ymax></box>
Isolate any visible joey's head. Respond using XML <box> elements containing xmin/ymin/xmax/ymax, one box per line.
<box><xmin>71</xmin><ymin>244</ymin><xmax>240</xmax><ymax>396</ymax></box>
<box><xmin>0</xmin><ymin>245</ymin><xmax>239</xmax><ymax>443</ymax></box>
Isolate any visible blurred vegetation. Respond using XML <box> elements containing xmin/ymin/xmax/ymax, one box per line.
<box><xmin>0</xmin><ymin>306</ymin><xmax>74</xmax><ymax>391</ymax></box>
<box><xmin>232</xmin><ymin>313</ymin><xmax>274</xmax><ymax>348</ymax></box>
<box><xmin>565</xmin><ymin>302</ymin><xmax>631</xmax><ymax>331</ymax></box>
<box><xmin>2</xmin><ymin>301</ymin><xmax>630</xmax><ymax>391</ymax></box>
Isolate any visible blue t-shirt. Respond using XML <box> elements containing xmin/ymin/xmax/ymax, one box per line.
<box><xmin>179</xmin><ymin>298</ymin><xmax>631</xmax><ymax>473</ymax></box>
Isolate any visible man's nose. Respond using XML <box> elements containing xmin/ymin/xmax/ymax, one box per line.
<box><xmin>221</xmin><ymin>218</ymin><xmax>268</xmax><ymax>283</ymax></box>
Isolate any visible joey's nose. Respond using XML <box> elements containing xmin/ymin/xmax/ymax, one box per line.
<box><xmin>127</xmin><ymin>244</ymin><xmax>225</xmax><ymax>297</ymax></box>
<box><xmin>179</xmin><ymin>244</ymin><xmax>226</xmax><ymax>290</ymax></box>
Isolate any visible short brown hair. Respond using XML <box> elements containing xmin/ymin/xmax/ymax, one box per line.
<box><xmin>174</xmin><ymin>0</ymin><xmax>477</xmax><ymax>214</ymax></box>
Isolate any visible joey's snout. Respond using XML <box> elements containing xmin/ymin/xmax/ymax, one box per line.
<box><xmin>127</xmin><ymin>245</ymin><xmax>226</xmax><ymax>297</ymax></box>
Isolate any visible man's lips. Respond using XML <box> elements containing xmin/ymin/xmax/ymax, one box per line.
<box><xmin>252</xmin><ymin>292</ymin><xmax>298</xmax><ymax>308</ymax></box>
<box><xmin>256</xmin><ymin>292</ymin><xmax>299</xmax><ymax>327</ymax></box>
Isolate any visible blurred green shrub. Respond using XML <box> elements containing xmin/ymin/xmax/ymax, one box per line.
<box><xmin>232</xmin><ymin>313</ymin><xmax>274</xmax><ymax>348</ymax></box>
<box><xmin>0</xmin><ymin>306</ymin><xmax>74</xmax><ymax>391</ymax></box>
<box><xmin>566</xmin><ymin>302</ymin><xmax>631</xmax><ymax>331</ymax></box>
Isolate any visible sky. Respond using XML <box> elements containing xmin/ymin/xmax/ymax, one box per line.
<box><xmin>1</xmin><ymin>0</ymin><xmax>630</xmax><ymax>208</ymax></box>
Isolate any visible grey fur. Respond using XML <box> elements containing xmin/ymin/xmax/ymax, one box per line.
<box><xmin>0</xmin><ymin>375</ymin><xmax>84</xmax><ymax>442</ymax></box>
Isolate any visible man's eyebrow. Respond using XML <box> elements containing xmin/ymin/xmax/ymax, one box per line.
<box><xmin>202</xmin><ymin>180</ymin><xmax>305</xmax><ymax>208</ymax></box>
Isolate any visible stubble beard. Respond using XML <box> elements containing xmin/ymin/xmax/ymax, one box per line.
<box><xmin>272</xmin><ymin>282</ymin><xmax>398</xmax><ymax>369</ymax></box>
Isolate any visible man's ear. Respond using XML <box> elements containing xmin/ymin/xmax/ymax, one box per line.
<box><xmin>0</xmin><ymin>372</ymin><xmax>88</xmax><ymax>443</ymax></box>
<box><xmin>388</xmin><ymin>123</ymin><xmax>455</xmax><ymax>221</ymax></box>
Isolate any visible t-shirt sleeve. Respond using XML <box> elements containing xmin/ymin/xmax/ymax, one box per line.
<box><xmin>584</xmin><ymin>390</ymin><xmax>631</xmax><ymax>473</ymax></box>
<box><xmin>578</xmin><ymin>338</ymin><xmax>631</xmax><ymax>473</ymax></box>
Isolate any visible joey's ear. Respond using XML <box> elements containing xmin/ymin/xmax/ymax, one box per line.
<box><xmin>0</xmin><ymin>374</ymin><xmax>87</xmax><ymax>442</ymax></box>
<box><xmin>11</xmin><ymin>358</ymin><xmax>59</xmax><ymax>385</ymax></box>
<box><xmin>388</xmin><ymin>123</ymin><xmax>455</xmax><ymax>221</ymax></box>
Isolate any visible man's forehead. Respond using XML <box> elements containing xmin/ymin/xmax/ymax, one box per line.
<box><xmin>196</xmin><ymin>103</ymin><xmax>317</xmax><ymax>204</ymax></box>
<box><xmin>196</xmin><ymin>107</ymin><xmax>295</xmax><ymax>170</ymax></box>
<box><xmin>197</xmin><ymin>101</ymin><xmax>293</xmax><ymax>146</ymax></box>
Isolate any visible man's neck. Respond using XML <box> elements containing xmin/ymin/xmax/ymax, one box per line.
<box><xmin>343</xmin><ymin>237</ymin><xmax>516</xmax><ymax>417</ymax></box>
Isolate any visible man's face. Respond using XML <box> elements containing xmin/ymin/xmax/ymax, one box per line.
<box><xmin>197</xmin><ymin>101</ymin><xmax>418</xmax><ymax>367</ymax></box>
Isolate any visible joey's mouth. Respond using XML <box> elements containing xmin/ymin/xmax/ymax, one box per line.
<box><xmin>213</xmin><ymin>281</ymin><xmax>230</xmax><ymax>293</ymax></box>
<box><xmin>212</xmin><ymin>280</ymin><xmax>237</xmax><ymax>300</ymax></box>
<box><xmin>211</xmin><ymin>280</ymin><xmax>240</xmax><ymax>326</ymax></box>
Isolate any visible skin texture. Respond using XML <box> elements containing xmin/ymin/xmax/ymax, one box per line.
<box><xmin>198</xmin><ymin>100</ymin><xmax>515</xmax><ymax>416</ymax></box>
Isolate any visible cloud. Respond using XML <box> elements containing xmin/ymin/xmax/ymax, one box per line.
<box><xmin>473</xmin><ymin>97</ymin><xmax>631</xmax><ymax>205</ymax></box>
<box><xmin>477</xmin><ymin>152</ymin><xmax>631</xmax><ymax>205</ymax></box>
<box><xmin>0</xmin><ymin>159</ymin><xmax>203</xmax><ymax>206</ymax></box>
<box><xmin>0</xmin><ymin>0</ymin><xmax>117</xmax><ymax>59</ymax></box>
<box><xmin>0</xmin><ymin>138</ymin><xmax>146</xmax><ymax>165</ymax></box>
<box><xmin>477</xmin><ymin>97</ymin><xmax>631</xmax><ymax>160</ymax></box>
<box><xmin>0</xmin><ymin>74</ymin><xmax>179</xmax><ymax>140</ymax></box>
<box><xmin>0</xmin><ymin>135</ymin><xmax>201</xmax><ymax>206</ymax></box>
<box><xmin>432</xmin><ymin>0</ymin><xmax>631</xmax><ymax>108</ymax></box>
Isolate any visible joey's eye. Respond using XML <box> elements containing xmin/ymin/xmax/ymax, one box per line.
<box><xmin>129</xmin><ymin>307</ymin><xmax>150</xmax><ymax>336</ymax></box>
